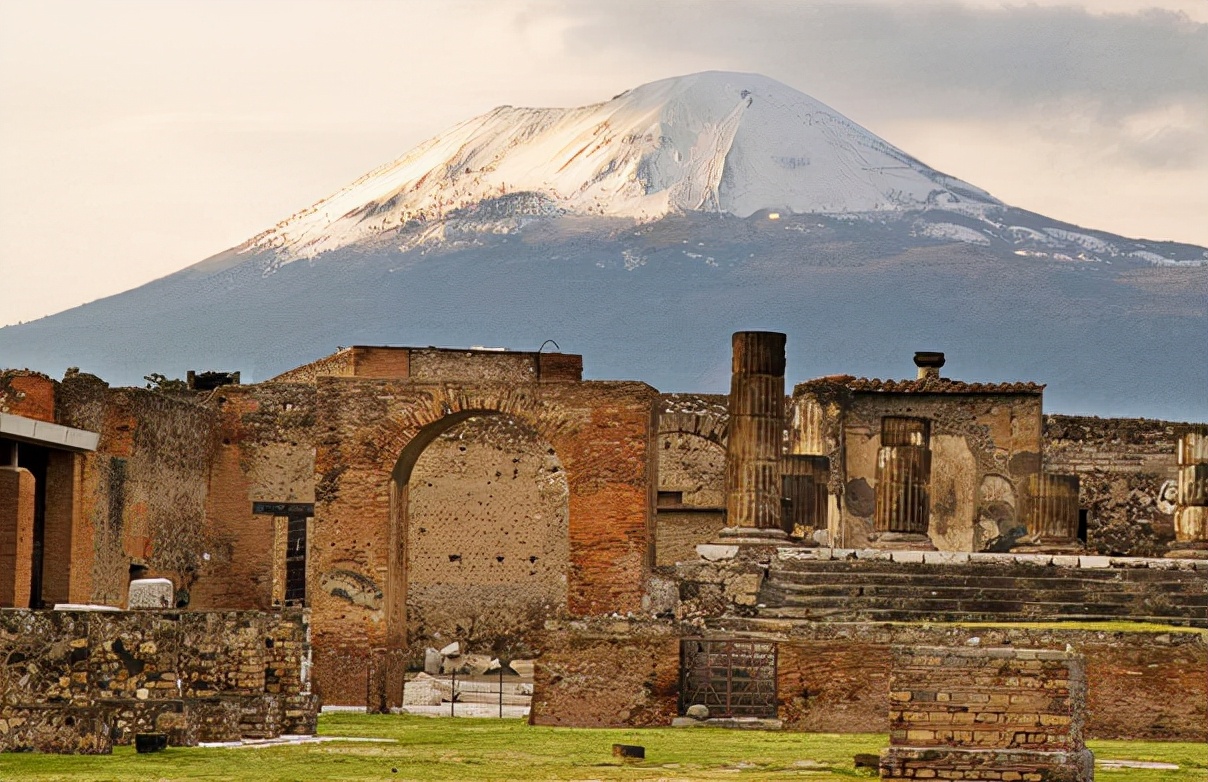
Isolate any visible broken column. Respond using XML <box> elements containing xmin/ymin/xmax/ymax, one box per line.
<box><xmin>781</xmin><ymin>455</ymin><xmax>828</xmax><ymax>539</ymax></box>
<box><xmin>1014</xmin><ymin>473</ymin><xmax>1084</xmax><ymax>554</ymax></box>
<box><xmin>871</xmin><ymin>414</ymin><xmax>934</xmax><ymax>550</ymax></box>
<box><xmin>717</xmin><ymin>331</ymin><xmax>790</xmax><ymax>545</ymax></box>
<box><xmin>1169</xmin><ymin>430</ymin><xmax>1208</xmax><ymax>559</ymax></box>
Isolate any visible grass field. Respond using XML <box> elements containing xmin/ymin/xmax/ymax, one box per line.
<box><xmin>1</xmin><ymin>714</ymin><xmax>1204</xmax><ymax>781</ymax></box>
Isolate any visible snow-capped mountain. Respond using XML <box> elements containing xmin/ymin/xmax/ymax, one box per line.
<box><xmin>245</xmin><ymin>72</ymin><xmax>998</xmax><ymax>261</ymax></box>
<box><xmin>2</xmin><ymin>72</ymin><xmax>1205</xmax><ymax>419</ymax></box>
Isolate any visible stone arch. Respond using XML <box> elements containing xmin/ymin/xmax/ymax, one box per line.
<box><xmin>385</xmin><ymin>405</ymin><xmax>569</xmax><ymax>656</ymax></box>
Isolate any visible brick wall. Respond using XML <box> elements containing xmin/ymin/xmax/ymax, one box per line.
<box><xmin>406</xmin><ymin>415</ymin><xmax>568</xmax><ymax>652</ymax></box>
<box><xmin>0</xmin><ymin>371</ymin><xmax>56</xmax><ymax>422</ymax></box>
<box><xmin>880</xmin><ymin>645</ymin><xmax>1093</xmax><ymax>781</ymax></box>
<box><xmin>530</xmin><ymin>619</ymin><xmax>681</xmax><ymax>727</ymax></box>
<box><xmin>0</xmin><ymin>467</ymin><xmax>35</xmax><ymax>607</ymax></box>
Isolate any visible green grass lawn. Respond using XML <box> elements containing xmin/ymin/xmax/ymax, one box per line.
<box><xmin>1</xmin><ymin>714</ymin><xmax>1204</xmax><ymax>781</ymax></box>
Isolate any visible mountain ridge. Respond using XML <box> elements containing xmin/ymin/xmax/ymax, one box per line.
<box><xmin>1</xmin><ymin>71</ymin><xmax>1204</xmax><ymax>420</ymax></box>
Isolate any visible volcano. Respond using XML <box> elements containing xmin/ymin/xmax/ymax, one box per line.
<box><xmin>1</xmin><ymin>72</ymin><xmax>1204</xmax><ymax>418</ymax></box>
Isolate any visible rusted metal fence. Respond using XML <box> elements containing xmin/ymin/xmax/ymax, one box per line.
<box><xmin>679</xmin><ymin>638</ymin><xmax>778</xmax><ymax>718</ymax></box>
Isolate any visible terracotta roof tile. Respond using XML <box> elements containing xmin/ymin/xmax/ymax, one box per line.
<box><xmin>794</xmin><ymin>375</ymin><xmax>1044</xmax><ymax>395</ymax></box>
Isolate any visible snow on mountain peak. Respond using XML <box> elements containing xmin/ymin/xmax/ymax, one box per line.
<box><xmin>248</xmin><ymin>71</ymin><xmax>1000</xmax><ymax>260</ymax></box>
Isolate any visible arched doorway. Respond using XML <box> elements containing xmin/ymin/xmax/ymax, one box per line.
<box><xmin>387</xmin><ymin>411</ymin><xmax>568</xmax><ymax>657</ymax></box>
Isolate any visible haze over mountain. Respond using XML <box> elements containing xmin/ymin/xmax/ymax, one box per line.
<box><xmin>2</xmin><ymin>72</ymin><xmax>1205</xmax><ymax>419</ymax></box>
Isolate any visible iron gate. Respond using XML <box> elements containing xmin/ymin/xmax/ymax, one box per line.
<box><xmin>679</xmin><ymin>638</ymin><xmax>778</xmax><ymax>718</ymax></box>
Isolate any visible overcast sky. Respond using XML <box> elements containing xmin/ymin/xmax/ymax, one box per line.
<box><xmin>1</xmin><ymin>0</ymin><xmax>1206</xmax><ymax>327</ymax></box>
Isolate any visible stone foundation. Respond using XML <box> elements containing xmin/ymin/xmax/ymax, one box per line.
<box><xmin>0</xmin><ymin>608</ymin><xmax>317</xmax><ymax>753</ymax></box>
<box><xmin>879</xmin><ymin>646</ymin><xmax>1091</xmax><ymax>782</ymax></box>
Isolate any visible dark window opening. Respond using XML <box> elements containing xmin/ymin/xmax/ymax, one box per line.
<box><xmin>1077</xmin><ymin>509</ymin><xmax>1089</xmax><ymax>544</ymax></box>
<box><xmin>284</xmin><ymin>514</ymin><xmax>308</xmax><ymax>606</ymax></box>
<box><xmin>657</xmin><ymin>491</ymin><xmax>684</xmax><ymax>508</ymax></box>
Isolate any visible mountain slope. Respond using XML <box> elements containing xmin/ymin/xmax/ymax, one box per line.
<box><xmin>1</xmin><ymin>72</ymin><xmax>1205</xmax><ymax>420</ymax></box>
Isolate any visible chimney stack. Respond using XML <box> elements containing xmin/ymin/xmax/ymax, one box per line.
<box><xmin>914</xmin><ymin>351</ymin><xmax>945</xmax><ymax>381</ymax></box>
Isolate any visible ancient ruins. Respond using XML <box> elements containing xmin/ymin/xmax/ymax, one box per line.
<box><xmin>2</xmin><ymin>334</ymin><xmax>1205</xmax><ymax>763</ymax></box>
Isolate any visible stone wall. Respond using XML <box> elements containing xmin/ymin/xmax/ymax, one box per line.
<box><xmin>530</xmin><ymin>619</ymin><xmax>681</xmax><ymax>727</ymax></box>
<box><xmin>529</xmin><ymin>618</ymin><xmax>1207</xmax><ymax>741</ymax></box>
<box><xmin>880</xmin><ymin>646</ymin><xmax>1092</xmax><ymax>781</ymax></box>
<box><xmin>0</xmin><ymin>608</ymin><xmax>315</xmax><ymax>753</ymax></box>
<box><xmin>1043</xmin><ymin>414</ymin><xmax>1203</xmax><ymax>555</ymax></box>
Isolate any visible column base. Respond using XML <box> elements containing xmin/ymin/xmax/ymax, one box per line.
<box><xmin>867</xmin><ymin>532</ymin><xmax>936</xmax><ymax>551</ymax></box>
<box><xmin>1012</xmin><ymin>538</ymin><xmax>1085</xmax><ymax>555</ymax></box>
<box><xmin>1165</xmin><ymin>541</ymin><xmax>1208</xmax><ymax>560</ymax></box>
<box><xmin>712</xmin><ymin>527</ymin><xmax>795</xmax><ymax>547</ymax></box>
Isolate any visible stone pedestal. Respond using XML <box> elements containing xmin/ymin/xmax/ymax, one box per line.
<box><xmin>879</xmin><ymin>646</ymin><xmax>1092</xmax><ymax>782</ymax></box>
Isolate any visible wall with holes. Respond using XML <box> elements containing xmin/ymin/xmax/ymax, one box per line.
<box><xmin>406</xmin><ymin>415</ymin><xmax>569</xmax><ymax>651</ymax></box>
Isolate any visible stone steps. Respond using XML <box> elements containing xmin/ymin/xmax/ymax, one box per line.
<box><xmin>755</xmin><ymin>558</ymin><xmax>1208</xmax><ymax>627</ymax></box>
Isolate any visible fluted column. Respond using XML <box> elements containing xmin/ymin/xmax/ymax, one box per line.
<box><xmin>782</xmin><ymin>455</ymin><xmax>829</xmax><ymax>538</ymax></box>
<box><xmin>1169</xmin><ymin>431</ymin><xmax>1208</xmax><ymax>559</ymax></box>
<box><xmin>870</xmin><ymin>445</ymin><xmax>936</xmax><ymax>549</ymax></box>
<box><xmin>718</xmin><ymin>331</ymin><xmax>790</xmax><ymax>545</ymax></box>
<box><xmin>1014</xmin><ymin>473</ymin><xmax>1084</xmax><ymax>553</ymax></box>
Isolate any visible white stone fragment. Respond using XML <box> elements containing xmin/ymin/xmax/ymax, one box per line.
<box><xmin>1078</xmin><ymin>556</ymin><xmax>1112</xmax><ymax>569</ymax></box>
<box><xmin>1051</xmin><ymin>555</ymin><xmax>1080</xmax><ymax>568</ymax></box>
<box><xmin>127</xmin><ymin>578</ymin><xmax>174</xmax><ymax>609</ymax></box>
<box><xmin>696</xmin><ymin>544</ymin><xmax>739</xmax><ymax>561</ymax></box>
<box><xmin>923</xmin><ymin>551</ymin><xmax>969</xmax><ymax>565</ymax></box>
<box><xmin>439</xmin><ymin>641</ymin><xmax>460</xmax><ymax>657</ymax></box>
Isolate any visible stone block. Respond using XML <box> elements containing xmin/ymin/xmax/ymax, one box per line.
<box><xmin>696</xmin><ymin>544</ymin><xmax>739</xmax><ymax>561</ymax></box>
<box><xmin>855</xmin><ymin>548</ymin><xmax>892</xmax><ymax>561</ymax></box>
<box><xmin>1077</xmin><ymin>556</ymin><xmax>1112</xmax><ymax>569</ymax></box>
<box><xmin>891</xmin><ymin>551</ymin><xmax>926</xmax><ymax>564</ymax></box>
<box><xmin>922</xmin><ymin>551</ymin><xmax>970</xmax><ymax>565</ymax></box>
<box><xmin>127</xmin><ymin>578</ymin><xmax>175</xmax><ymax>609</ymax></box>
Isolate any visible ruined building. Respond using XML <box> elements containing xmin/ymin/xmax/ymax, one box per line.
<box><xmin>2</xmin><ymin>336</ymin><xmax>1206</xmax><ymax>750</ymax></box>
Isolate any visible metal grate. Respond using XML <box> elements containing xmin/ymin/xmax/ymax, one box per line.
<box><xmin>680</xmin><ymin>639</ymin><xmax>778</xmax><ymax>718</ymax></box>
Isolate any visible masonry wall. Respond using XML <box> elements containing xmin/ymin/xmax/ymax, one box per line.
<box><xmin>530</xmin><ymin>620</ymin><xmax>681</xmax><ymax>727</ymax></box>
<box><xmin>0</xmin><ymin>608</ymin><xmax>315</xmax><ymax>752</ymax></box>
<box><xmin>63</xmin><ymin>384</ymin><xmax>216</xmax><ymax>607</ymax></box>
<box><xmin>192</xmin><ymin>383</ymin><xmax>317</xmax><ymax>610</ymax></box>
<box><xmin>1044</xmin><ymin>414</ymin><xmax>1202</xmax><ymax>555</ymax></box>
<box><xmin>794</xmin><ymin>390</ymin><xmax>1043</xmax><ymax>551</ymax></box>
<box><xmin>406</xmin><ymin>414</ymin><xmax>568</xmax><ymax>652</ymax></box>
<box><xmin>530</xmin><ymin>619</ymin><xmax>1207</xmax><ymax>741</ymax></box>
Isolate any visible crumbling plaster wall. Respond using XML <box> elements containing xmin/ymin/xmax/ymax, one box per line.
<box><xmin>1043</xmin><ymin>414</ymin><xmax>1198</xmax><ymax>555</ymax></box>
<box><xmin>793</xmin><ymin>390</ymin><xmax>1042</xmax><ymax>551</ymax></box>
<box><xmin>406</xmin><ymin>414</ymin><xmax>568</xmax><ymax>653</ymax></box>
<box><xmin>53</xmin><ymin>376</ymin><xmax>217</xmax><ymax>607</ymax></box>
<box><xmin>310</xmin><ymin>377</ymin><xmax>657</xmax><ymax>705</ymax></box>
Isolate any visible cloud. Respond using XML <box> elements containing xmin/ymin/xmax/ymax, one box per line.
<box><xmin>547</xmin><ymin>1</ymin><xmax>1208</xmax><ymax>169</ymax></box>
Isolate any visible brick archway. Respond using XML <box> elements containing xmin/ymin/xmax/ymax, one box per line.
<box><xmin>309</xmin><ymin>377</ymin><xmax>658</xmax><ymax>707</ymax></box>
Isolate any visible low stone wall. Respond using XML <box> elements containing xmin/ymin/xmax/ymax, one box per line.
<box><xmin>529</xmin><ymin>620</ymin><xmax>680</xmax><ymax>727</ymax></box>
<box><xmin>879</xmin><ymin>646</ymin><xmax>1093</xmax><ymax>781</ymax></box>
<box><xmin>0</xmin><ymin>608</ymin><xmax>317</xmax><ymax>753</ymax></box>
<box><xmin>531</xmin><ymin>618</ymin><xmax>1207</xmax><ymax>741</ymax></box>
